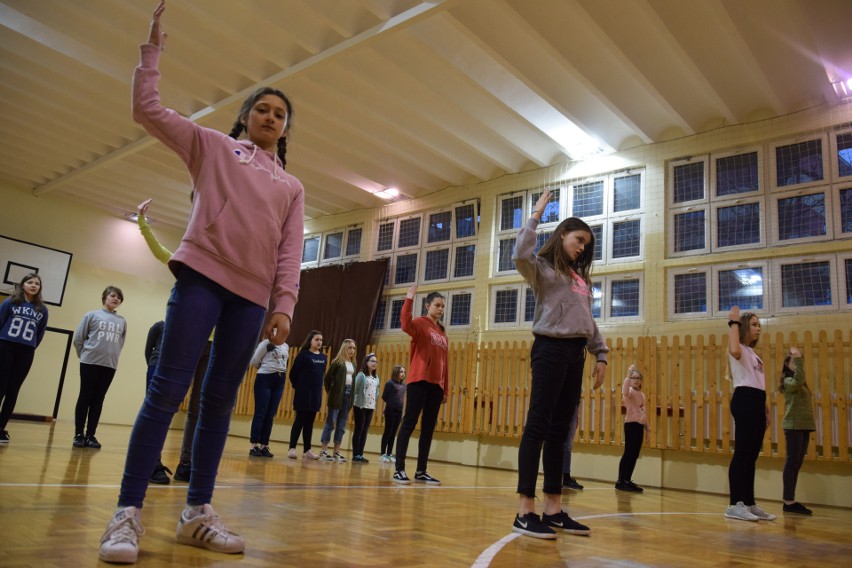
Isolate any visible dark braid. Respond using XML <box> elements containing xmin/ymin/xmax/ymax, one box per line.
<box><xmin>277</xmin><ymin>135</ymin><xmax>288</xmax><ymax>170</ymax></box>
<box><xmin>229</xmin><ymin>87</ymin><xmax>293</xmax><ymax>170</ymax></box>
<box><xmin>228</xmin><ymin>121</ymin><xmax>245</xmax><ymax>140</ymax></box>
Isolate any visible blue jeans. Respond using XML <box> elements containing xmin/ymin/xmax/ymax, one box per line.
<box><xmin>251</xmin><ymin>372</ymin><xmax>286</xmax><ymax>445</ymax></box>
<box><xmin>118</xmin><ymin>267</ymin><xmax>265</xmax><ymax>508</ymax></box>
<box><xmin>321</xmin><ymin>385</ymin><xmax>351</xmax><ymax>446</ymax></box>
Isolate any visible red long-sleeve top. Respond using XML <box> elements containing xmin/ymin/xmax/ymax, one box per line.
<box><xmin>400</xmin><ymin>297</ymin><xmax>449</xmax><ymax>396</ymax></box>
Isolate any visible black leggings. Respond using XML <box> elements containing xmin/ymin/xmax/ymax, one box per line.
<box><xmin>0</xmin><ymin>341</ymin><xmax>36</xmax><ymax>430</ymax></box>
<box><xmin>783</xmin><ymin>429</ymin><xmax>811</xmax><ymax>502</ymax></box>
<box><xmin>352</xmin><ymin>406</ymin><xmax>374</xmax><ymax>456</ymax></box>
<box><xmin>381</xmin><ymin>408</ymin><xmax>402</xmax><ymax>455</ymax></box>
<box><xmin>75</xmin><ymin>363</ymin><xmax>116</xmax><ymax>437</ymax></box>
<box><xmin>728</xmin><ymin>387</ymin><xmax>766</xmax><ymax>506</ymax></box>
<box><xmin>289</xmin><ymin>410</ymin><xmax>317</xmax><ymax>451</ymax></box>
<box><xmin>395</xmin><ymin>381</ymin><xmax>443</xmax><ymax>474</ymax></box>
<box><xmin>618</xmin><ymin>422</ymin><xmax>644</xmax><ymax>482</ymax></box>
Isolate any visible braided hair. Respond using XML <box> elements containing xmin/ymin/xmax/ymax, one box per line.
<box><xmin>227</xmin><ymin>87</ymin><xmax>293</xmax><ymax>169</ymax></box>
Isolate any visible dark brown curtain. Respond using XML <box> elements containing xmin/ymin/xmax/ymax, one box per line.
<box><xmin>287</xmin><ymin>259</ymin><xmax>389</xmax><ymax>360</ymax></box>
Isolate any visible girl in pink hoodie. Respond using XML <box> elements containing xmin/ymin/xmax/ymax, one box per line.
<box><xmin>616</xmin><ymin>365</ymin><xmax>651</xmax><ymax>493</ymax></box>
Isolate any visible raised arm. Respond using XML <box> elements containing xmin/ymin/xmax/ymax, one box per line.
<box><xmin>512</xmin><ymin>189</ymin><xmax>552</xmax><ymax>283</ymax></box>
<box><xmin>727</xmin><ymin>306</ymin><xmax>742</xmax><ymax>359</ymax></box>
<box><xmin>137</xmin><ymin>199</ymin><xmax>173</xmax><ymax>264</ymax></box>
<box><xmin>400</xmin><ymin>285</ymin><xmax>419</xmax><ymax>338</ymax></box>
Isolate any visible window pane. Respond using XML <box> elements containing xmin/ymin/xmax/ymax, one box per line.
<box><xmin>394</xmin><ymin>253</ymin><xmax>418</xmax><ymax>286</ymax></box>
<box><xmin>846</xmin><ymin>259</ymin><xmax>852</xmax><ymax>304</ymax></box>
<box><xmin>781</xmin><ymin>261</ymin><xmax>832</xmax><ymax>307</ymax></box>
<box><xmin>777</xmin><ymin>139</ymin><xmax>823</xmax><ymax>187</ymax></box>
<box><xmin>718</xmin><ymin>268</ymin><xmax>764</xmax><ymax>312</ymax></box>
<box><xmin>673</xmin><ymin>162</ymin><xmax>705</xmax><ymax>203</ymax></box>
<box><xmin>673</xmin><ymin>210</ymin><xmax>705</xmax><ymax>252</ymax></box>
<box><xmin>323</xmin><ymin>232</ymin><xmax>343</xmax><ymax>259</ymax></box>
<box><xmin>612</xmin><ymin>219</ymin><xmax>640</xmax><ymax>258</ymax></box>
<box><xmin>345</xmin><ymin>228</ymin><xmax>362</xmax><ymax>256</ymax></box>
<box><xmin>450</xmin><ymin>293</ymin><xmax>472</xmax><ymax>326</ymax></box>
<box><xmin>573</xmin><ymin>181</ymin><xmax>604</xmax><ymax>217</ymax></box>
<box><xmin>716</xmin><ymin>152</ymin><xmax>759</xmax><ymax>196</ymax></box>
<box><xmin>534</xmin><ymin>231</ymin><xmax>552</xmax><ymax>254</ymax></box>
<box><xmin>423</xmin><ymin>249</ymin><xmax>450</xmax><ymax>281</ymax></box>
<box><xmin>302</xmin><ymin>236</ymin><xmax>320</xmax><ymax>263</ymax></box>
<box><xmin>494</xmin><ymin>289</ymin><xmax>519</xmax><ymax>323</ymax></box>
<box><xmin>389</xmin><ymin>299</ymin><xmax>405</xmax><ymax>329</ymax></box>
<box><xmin>611</xmin><ymin>279</ymin><xmax>640</xmax><ymax>317</ymax></box>
<box><xmin>591</xmin><ymin>282</ymin><xmax>602</xmax><ymax>319</ymax></box>
<box><xmin>498</xmin><ymin>238</ymin><xmax>516</xmax><ymax>272</ymax></box>
<box><xmin>840</xmin><ymin>188</ymin><xmax>852</xmax><ymax>233</ymax></box>
<box><xmin>838</xmin><ymin>133</ymin><xmax>852</xmax><ymax>178</ymax></box>
<box><xmin>777</xmin><ymin>193</ymin><xmax>826</xmax><ymax>240</ymax></box>
<box><xmin>453</xmin><ymin>244</ymin><xmax>476</xmax><ymax>278</ymax></box>
<box><xmin>717</xmin><ymin>203</ymin><xmax>761</xmax><ymax>247</ymax></box>
<box><xmin>500</xmin><ymin>196</ymin><xmax>524</xmax><ymax>231</ymax></box>
<box><xmin>455</xmin><ymin>203</ymin><xmax>477</xmax><ymax>238</ymax></box>
<box><xmin>377</xmin><ymin>222</ymin><xmax>394</xmax><ymax>252</ymax></box>
<box><xmin>373</xmin><ymin>300</ymin><xmax>387</xmax><ymax>331</ymax></box>
<box><xmin>524</xmin><ymin>288</ymin><xmax>536</xmax><ymax>322</ymax></box>
<box><xmin>398</xmin><ymin>218</ymin><xmax>421</xmax><ymax>248</ymax></box>
<box><xmin>530</xmin><ymin>190</ymin><xmax>561</xmax><ymax>223</ymax></box>
<box><xmin>613</xmin><ymin>174</ymin><xmax>641</xmax><ymax>212</ymax></box>
<box><xmin>590</xmin><ymin>225</ymin><xmax>603</xmax><ymax>261</ymax></box>
<box><xmin>427</xmin><ymin>211</ymin><xmax>452</xmax><ymax>243</ymax></box>
<box><xmin>673</xmin><ymin>273</ymin><xmax>707</xmax><ymax>314</ymax></box>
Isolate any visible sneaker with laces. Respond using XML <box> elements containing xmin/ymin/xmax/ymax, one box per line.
<box><xmin>303</xmin><ymin>450</ymin><xmax>320</xmax><ymax>460</ymax></box>
<box><xmin>392</xmin><ymin>470</ymin><xmax>411</xmax><ymax>485</ymax></box>
<box><xmin>260</xmin><ymin>446</ymin><xmax>273</xmax><ymax>458</ymax></box>
<box><xmin>173</xmin><ymin>461</ymin><xmax>191</xmax><ymax>482</ymax></box>
<box><xmin>782</xmin><ymin>502</ymin><xmax>813</xmax><ymax>515</ymax></box>
<box><xmin>99</xmin><ymin>506</ymin><xmax>145</xmax><ymax>563</ymax></box>
<box><xmin>725</xmin><ymin>501</ymin><xmax>760</xmax><ymax>521</ymax></box>
<box><xmin>542</xmin><ymin>510</ymin><xmax>591</xmax><ymax>535</ymax></box>
<box><xmin>176</xmin><ymin>504</ymin><xmax>245</xmax><ymax>554</ymax></box>
<box><xmin>748</xmin><ymin>504</ymin><xmax>776</xmax><ymax>521</ymax></box>
<box><xmin>150</xmin><ymin>463</ymin><xmax>172</xmax><ymax>485</ymax></box>
<box><xmin>512</xmin><ymin>513</ymin><xmax>557</xmax><ymax>540</ymax></box>
<box><xmin>287</xmin><ymin>448</ymin><xmax>297</xmax><ymax>459</ymax></box>
<box><xmin>627</xmin><ymin>481</ymin><xmax>644</xmax><ymax>493</ymax></box>
<box><xmin>333</xmin><ymin>451</ymin><xmax>347</xmax><ymax>463</ymax></box>
<box><xmin>248</xmin><ymin>446</ymin><xmax>263</xmax><ymax>457</ymax></box>
<box><xmin>389</xmin><ymin>455</ymin><xmax>396</xmax><ymax>463</ymax></box>
<box><xmin>615</xmin><ymin>480</ymin><xmax>642</xmax><ymax>493</ymax></box>
<box><xmin>73</xmin><ymin>434</ymin><xmax>85</xmax><ymax>448</ymax></box>
<box><xmin>563</xmin><ymin>477</ymin><xmax>583</xmax><ymax>490</ymax></box>
<box><xmin>85</xmin><ymin>435</ymin><xmax>102</xmax><ymax>449</ymax></box>
<box><xmin>318</xmin><ymin>450</ymin><xmax>335</xmax><ymax>462</ymax></box>
<box><xmin>0</xmin><ymin>430</ymin><xmax>9</xmax><ymax>444</ymax></box>
<box><xmin>379</xmin><ymin>454</ymin><xmax>390</xmax><ymax>463</ymax></box>
<box><xmin>414</xmin><ymin>471</ymin><xmax>441</xmax><ymax>485</ymax></box>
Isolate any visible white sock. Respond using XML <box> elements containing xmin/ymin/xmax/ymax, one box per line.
<box><xmin>183</xmin><ymin>505</ymin><xmax>205</xmax><ymax>519</ymax></box>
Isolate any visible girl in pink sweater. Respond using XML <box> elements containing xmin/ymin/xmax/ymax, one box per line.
<box><xmin>99</xmin><ymin>1</ymin><xmax>304</xmax><ymax>563</ymax></box>
<box><xmin>616</xmin><ymin>365</ymin><xmax>651</xmax><ymax>493</ymax></box>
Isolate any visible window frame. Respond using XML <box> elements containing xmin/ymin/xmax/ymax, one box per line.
<box><xmin>344</xmin><ymin>226</ymin><xmax>363</xmax><ymax>259</ymax></box>
<box><xmin>709</xmin><ymin>195</ymin><xmax>767</xmax><ymax>252</ymax></box>
<box><xmin>832</xmin><ymin>183</ymin><xmax>852</xmax><ymax>238</ymax></box>
<box><xmin>447</xmin><ymin>288</ymin><xmax>475</xmax><ymax>329</ymax></box>
<box><xmin>301</xmin><ymin>233</ymin><xmax>321</xmax><ymax>268</ymax></box>
<box><xmin>420</xmin><ymin>245</ymin><xmax>452</xmax><ymax>284</ymax></box>
<box><xmin>603</xmin><ymin>273</ymin><xmax>644</xmax><ymax>322</ymax></box>
<box><xmin>396</xmin><ymin>214</ymin><xmax>424</xmax><ymax>251</ymax></box>
<box><xmin>710</xmin><ymin>146</ymin><xmax>764</xmax><ymax>202</ymax></box>
<box><xmin>490</xmin><ymin>284</ymin><xmax>523</xmax><ymax>328</ymax></box>
<box><xmin>830</xmin><ymin>127</ymin><xmax>852</xmax><ymax>181</ymax></box>
<box><xmin>769</xmin><ymin>134</ymin><xmax>828</xmax><ymax>191</ymax></box>
<box><xmin>769</xmin><ymin>186</ymin><xmax>833</xmax><ymax>245</ymax></box>
<box><xmin>771</xmin><ymin>255</ymin><xmax>838</xmax><ymax>314</ymax></box>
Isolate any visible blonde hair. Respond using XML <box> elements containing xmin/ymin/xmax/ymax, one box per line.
<box><xmin>331</xmin><ymin>339</ymin><xmax>356</xmax><ymax>366</ymax></box>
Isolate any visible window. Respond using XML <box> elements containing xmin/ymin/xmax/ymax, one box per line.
<box><xmin>611</xmin><ymin>219</ymin><xmax>641</xmax><ymax>259</ymax></box>
<box><xmin>397</xmin><ymin>216</ymin><xmax>422</xmax><ymax>249</ymax></box>
<box><xmin>776</xmin><ymin>258</ymin><xmax>834</xmax><ymax>312</ymax></box>
<box><xmin>668</xmin><ymin>263</ymin><xmax>768</xmax><ymax>320</ymax></box>
<box><xmin>376</xmin><ymin>221</ymin><xmax>395</xmax><ymax>253</ymax></box>
<box><xmin>843</xmin><ymin>256</ymin><xmax>852</xmax><ymax>306</ymax></box>
<box><xmin>427</xmin><ymin>210</ymin><xmax>452</xmax><ymax>244</ymax></box>
<box><xmin>770</xmin><ymin>189</ymin><xmax>831</xmax><ymax>244</ymax></box>
<box><xmin>590</xmin><ymin>224</ymin><xmax>604</xmax><ymax>262</ymax></box>
<box><xmin>716</xmin><ymin>266</ymin><xmax>765</xmax><ymax>312</ymax></box>
<box><xmin>672</xmin><ymin>271</ymin><xmax>707</xmax><ymax>316</ymax></box>
<box><xmin>672</xmin><ymin>159</ymin><xmax>707</xmax><ymax>204</ymax></box>
<box><xmin>673</xmin><ymin>210</ymin><xmax>706</xmax><ymax>252</ymax></box>
<box><xmin>388</xmin><ymin>297</ymin><xmax>406</xmax><ymax>330</ymax></box>
<box><xmin>345</xmin><ymin>227</ymin><xmax>362</xmax><ymax>257</ymax></box>
<box><xmin>715</xmin><ymin>151</ymin><xmax>760</xmax><ymax>196</ymax></box>
<box><xmin>455</xmin><ymin>202</ymin><xmax>478</xmax><ymax>239</ymax></box>
<box><xmin>836</xmin><ymin>186</ymin><xmax>852</xmax><ymax>236</ymax></box>
<box><xmin>499</xmin><ymin>193</ymin><xmax>525</xmax><ymax>232</ymax></box>
<box><xmin>572</xmin><ymin>179</ymin><xmax>605</xmax><ymax>217</ymax></box>
<box><xmin>422</xmin><ymin>247</ymin><xmax>450</xmax><ymax>282</ymax></box>
<box><xmin>609</xmin><ymin>277</ymin><xmax>641</xmax><ymax>318</ymax></box>
<box><xmin>302</xmin><ymin>235</ymin><xmax>320</xmax><ymax>265</ymax></box>
<box><xmin>496</xmin><ymin>238</ymin><xmax>516</xmax><ymax>274</ymax></box>
<box><xmin>452</xmin><ymin>244</ymin><xmax>476</xmax><ymax>279</ymax></box>
<box><xmin>448</xmin><ymin>290</ymin><xmax>473</xmax><ymax>327</ymax></box>
<box><xmin>491</xmin><ymin>286</ymin><xmax>520</xmax><ymax>327</ymax></box>
<box><xmin>712</xmin><ymin>200</ymin><xmax>764</xmax><ymax>249</ymax></box>
<box><xmin>613</xmin><ymin>172</ymin><xmax>642</xmax><ymax>212</ymax></box>
<box><xmin>832</xmin><ymin>129</ymin><xmax>852</xmax><ymax>179</ymax></box>
<box><xmin>323</xmin><ymin>231</ymin><xmax>343</xmax><ymax>261</ymax></box>
<box><xmin>523</xmin><ymin>287</ymin><xmax>536</xmax><ymax>323</ymax></box>
<box><xmin>773</xmin><ymin>137</ymin><xmax>825</xmax><ymax>188</ymax></box>
<box><xmin>530</xmin><ymin>188</ymin><xmax>561</xmax><ymax>224</ymax></box>
<box><xmin>394</xmin><ymin>252</ymin><xmax>418</xmax><ymax>286</ymax></box>
<box><xmin>373</xmin><ymin>299</ymin><xmax>387</xmax><ymax>332</ymax></box>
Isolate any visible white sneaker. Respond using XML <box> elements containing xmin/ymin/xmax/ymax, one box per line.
<box><xmin>748</xmin><ymin>504</ymin><xmax>777</xmax><ymax>521</ymax></box>
<box><xmin>303</xmin><ymin>450</ymin><xmax>319</xmax><ymax>460</ymax></box>
<box><xmin>176</xmin><ymin>504</ymin><xmax>245</xmax><ymax>554</ymax></box>
<box><xmin>725</xmin><ymin>502</ymin><xmax>759</xmax><ymax>522</ymax></box>
<box><xmin>379</xmin><ymin>454</ymin><xmax>390</xmax><ymax>463</ymax></box>
<box><xmin>287</xmin><ymin>448</ymin><xmax>297</xmax><ymax>459</ymax></box>
<box><xmin>99</xmin><ymin>506</ymin><xmax>145</xmax><ymax>563</ymax></box>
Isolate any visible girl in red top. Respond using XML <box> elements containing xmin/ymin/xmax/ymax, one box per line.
<box><xmin>392</xmin><ymin>285</ymin><xmax>448</xmax><ymax>485</ymax></box>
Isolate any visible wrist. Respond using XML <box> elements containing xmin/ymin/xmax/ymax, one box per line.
<box><xmin>728</xmin><ymin>320</ymin><xmax>740</xmax><ymax>327</ymax></box>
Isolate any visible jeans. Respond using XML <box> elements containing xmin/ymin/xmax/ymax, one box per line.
<box><xmin>250</xmin><ymin>371</ymin><xmax>286</xmax><ymax>445</ymax></box>
<box><xmin>517</xmin><ymin>335</ymin><xmax>585</xmax><ymax>497</ymax></box>
<box><xmin>783</xmin><ymin>429</ymin><xmax>811</xmax><ymax>501</ymax></box>
<box><xmin>76</xmin><ymin>363</ymin><xmax>116</xmax><ymax>437</ymax></box>
<box><xmin>395</xmin><ymin>381</ymin><xmax>443</xmax><ymax>474</ymax></box>
<box><xmin>321</xmin><ymin>385</ymin><xmax>351</xmax><ymax>446</ymax></box>
<box><xmin>562</xmin><ymin>402</ymin><xmax>580</xmax><ymax>475</ymax></box>
<box><xmin>289</xmin><ymin>410</ymin><xmax>317</xmax><ymax>451</ymax></box>
<box><xmin>118</xmin><ymin>267</ymin><xmax>265</xmax><ymax>508</ymax></box>
<box><xmin>179</xmin><ymin>341</ymin><xmax>210</xmax><ymax>464</ymax></box>
<box><xmin>0</xmin><ymin>341</ymin><xmax>35</xmax><ymax>430</ymax></box>
<box><xmin>728</xmin><ymin>387</ymin><xmax>766</xmax><ymax>506</ymax></box>
<box><xmin>352</xmin><ymin>406</ymin><xmax>374</xmax><ymax>456</ymax></box>
<box><xmin>381</xmin><ymin>408</ymin><xmax>403</xmax><ymax>455</ymax></box>
<box><xmin>618</xmin><ymin>422</ymin><xmax>644</xmax><ymax>482</ymax></box>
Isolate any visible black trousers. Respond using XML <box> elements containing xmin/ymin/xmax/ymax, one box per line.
<box><xmin>728</xmin><ymin>386</ymin><xmax>766</xmax><ymax>506</ymax></box>
<box><xmin>75</xmin><ymin>363</ymin><xmax>116</xmax><ymax>437</ymax></box>
<box><xmin>395</xmin><ymin>381</ymin><xmax>443</xmax><ymax>473</ymax></box>
<box><xmin>618</xmin><ymin>422</ymin><xmax>644</xmax><ymax>482</ymax></box>
<box><xmin>352</xmin><ymin>406</ymin><xmax>374</xmax><ymax>456</ymax></box>
<box><xmin>289</xmin><ymin>410</ymin><xmax>317</xmax><ymax>451</ymax></box>
<box><xmin>381</xmin><ymin>408</ymin><xmax>403</xmax><ymax>455</ymax></box>
<box><xmin>783</xmin><ymin>429</ymin><xmax>811</xmax><ymax>502</ymax></box>
<box><xmin>0</xmin><ymin>341</ymin><xmax>36</xmax><ymax>430</ymax></box>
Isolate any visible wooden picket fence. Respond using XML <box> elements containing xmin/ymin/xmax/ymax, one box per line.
<box><xmin>191</xmin><ymin>330</ymin><xmax>851</xmax><ymax>462</ymax></box>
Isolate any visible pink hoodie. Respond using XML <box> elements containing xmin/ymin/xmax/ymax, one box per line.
<box><xmin>132</xmin><ymin>44</ymin><xmax>304</xmax><ymax>317</ymax></box>
<box><xmin>622</xmin><ymin>377</ymin><xmax>649</xmax><ymax>427</ymax></box>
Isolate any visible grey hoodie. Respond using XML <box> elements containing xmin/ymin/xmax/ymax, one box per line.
<box><xmin>73</xmin><ymin>309</ymin><xmax>127</xmax><ymax>369</ymax></box>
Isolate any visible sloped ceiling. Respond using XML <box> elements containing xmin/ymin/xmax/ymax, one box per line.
<box><xmin>1</xmin><ymin>0</ymin><xmax>851</xmax><ymax>229</ymax></box>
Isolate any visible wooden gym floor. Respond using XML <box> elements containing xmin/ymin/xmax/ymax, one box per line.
<box><xmin>0</xmin><ymin>420</ymin><xmax>850</xmax><ymax>567</ymax></box>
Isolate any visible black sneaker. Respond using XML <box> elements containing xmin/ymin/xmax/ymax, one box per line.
<box><xmin>352</xmin><ymin>455</ymin><xmax>369</xmax><ymax>463</ymax></box>
<box><xmin>392</xmin><ymin>470</ymin><xmax>412</xmax><ymax>485</ymax></box>
<box><xmin>173</xmin><ymin>461</ymin><xmax>191</xmax><ymax>482</ymax></box>
<box><xmin>627</xmin><ymin>481</ymin><xmax>644</xmax><ymax>493</ymax></box>
<box><xmin>260</xmin><ymin>446</ymin><xmax>274</xmax><ymax>458</ymax></box>
<box><xmin>249</xmin><ymin>446</ymin><xmax>263</xmax><ymax>457</ymax></box>
<box><xmin>512</xmin><ymin>513</ymin><xmax>557</xmax><ymax>540</ymax></box>
<box><xmin>150</xmin><ymin>463</ymin><xmax>172</xmax><ymax>485</ymax></box>
<box><xmin>85</xmin><ymin>435</ymin><xmax>101</xmax><ymax>449</ymax></box>
<box><xmin>563</xmin><ymin>477</ymin><xmax>583</xmax><ymax>490</ymax></box>
<box><xmin>542</xmin><ymin>510</ymin><xmax>591</xmax><ymax>536</ymax></box>
<box><xmin>616</xmin><ymin>480</ymin><xmax>641</xmax><ymax>492</ymax></box>
<box><xmin>0</xmin><ymin>430</ymin><xmax>9</xmax><ymax>444</ymax></box>
<box><xmin>73</xmin><ymin>434</ymin><xmax>85</xmax><ymax>448</ymax></box>
<box><xmin>783</xmin><ymin>502</ymin><xmax>813</xmax><ymax>515</ymax></box>
<box><xmin>414</xmin><ymin>471</ymin><xmax>441</xmax><ymax>485</ymax></box>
